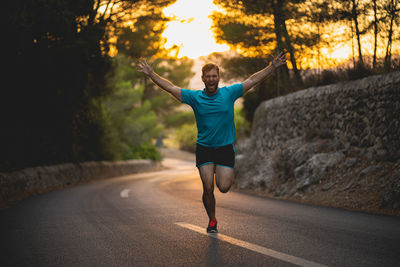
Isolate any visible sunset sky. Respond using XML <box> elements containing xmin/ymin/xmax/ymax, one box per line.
<box><xmin>162</xmin><ymin>0</ymin><xmax>229</xmax><ymax>59</ymax></box>
<box><xmin>161</xmin><ymin>0</ymin><xmax>399</xmax><ymax>70</ymax></box>
<box><xmin>161</xmin><ymin>0</ymin><xmax>353</xmax><ymax>69</ymax></box>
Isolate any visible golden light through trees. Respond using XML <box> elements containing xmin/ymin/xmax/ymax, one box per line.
<box><xmin>161</xmin><ymin>0</ymin><xmax>399</xmax><ymax>69</ymax></box>
<box><xmin>162</xmin><ymin>0</ymin><xmax>229</xmax><ymax>58</ymax></box>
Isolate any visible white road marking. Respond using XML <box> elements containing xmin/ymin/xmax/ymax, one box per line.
<box><xmin>120</xmin><ymin>189</ymin><xmax>131</xmax><ymax>198</ymax></box>
<box><xmin>148</xmin><ymin>177</ymin><xmax>164</xmax><ymax>183</ymax></box>
<box><xmin>175</xmin><ymin>222</ymin><xmax>327</xmax><ymax>267</ymax></box>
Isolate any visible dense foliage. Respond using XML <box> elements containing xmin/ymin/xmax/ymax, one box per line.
<box><xmin>211</xmin><ymin>0</ymin><xmax>400</xmax><ymax>124</ymax></box>
<box><xmin>2</xmin><ymin>0</ymin><xmax>398</xmax><ymax>169</ymax></box>
<box><xmin>1</xmin><ymin>0</ymin><xmax>196</xmax><ymax>171</ymax></box>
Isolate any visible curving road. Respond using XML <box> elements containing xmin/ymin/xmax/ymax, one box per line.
<box><xmin>1</xmin><ymin>158</ymin><xmax>399</xmax><ymax>266</ymax></box>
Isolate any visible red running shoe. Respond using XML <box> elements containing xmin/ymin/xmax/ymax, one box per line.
<box><xmin>207</xmin><ymin>219</ymin><xmax>218</xmax><ymax>233</ymax></box>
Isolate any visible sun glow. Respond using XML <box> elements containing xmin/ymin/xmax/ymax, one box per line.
<box><xmin>162</xmin><ymin>0</ymin><xmax>229</xmax><ymax>59</ymax></box>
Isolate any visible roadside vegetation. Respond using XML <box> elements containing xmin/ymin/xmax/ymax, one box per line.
<box><xmin>2</xmin><ymin>0</ymin><xmax>398</xmax><ymax>171</ymax></box>
<box><xmin>210</xmin><ymin>0</ymin><xmax>400</xmax><ymax>126</ymax></box>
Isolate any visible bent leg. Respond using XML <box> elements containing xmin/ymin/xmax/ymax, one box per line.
<box><xmin>215</xmin><ymin>165</ymin><xmax>235</xmax><ymax>193</ymax></box>
<box><xmin>198</xmin><ymin>163</ymin><xmax>216</xmax><ymax>221</ymax></box>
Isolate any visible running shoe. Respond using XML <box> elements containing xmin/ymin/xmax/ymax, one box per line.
<box><xmin>207</xmin><ymin>219</ymin><xmax>218</xmax><ymax>233</ymax></box>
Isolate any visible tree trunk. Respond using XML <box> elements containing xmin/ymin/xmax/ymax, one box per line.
<box><xmin>281</xmin><ymin>19</ymin><xmax>302</xmax><ymax>85</ymax></box>
<box><xmin>373</xmin><ymin>0</ymin><xmax>378</xmax><ymax>70</ymax></box>
<box><xmin>385</xmin><ymin>0</ymin><xmax>397</xmax><ymax>71</ymax></box>
<box><xmin>272</xmin><ymin>2</ymin><xmax>287</xmax><ymax>63</ymax></box>
<box><xmin>351</xmin><ymin>0</ymin><xmax>364</xmax><ymax>66</ymax></box>
<box><xmin>273</xmin><ymin>0</ymin><xmax>302</xmax><ymax>85</ymax></box>
<box><xmin>317</xmin><ymin>22</ymin><xmax>321</xmax><ymax>78</ymax></box>
<box><xmin>271</xmin><ymin>0</ymin><xmax>289</xmax><ymax>94</ymax></box>
<box><xmin>350</xmin><ymin>20</ymin><xmax>356</xmax><ymax>68</ymax></box>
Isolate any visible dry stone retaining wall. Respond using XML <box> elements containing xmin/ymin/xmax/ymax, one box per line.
<box><xmin>235</xmin><ymin>71</ymin><xmax>400</xmax><ymax>214</ymax></box>
<box><xmin>251</xmin><ymin>71</ymin><xmax>399</xmax><ymax>159</ymax></box>
<box><xmin>0</xmin><ymin>159</ymin><xmax>161</xmax><ymax>206</ymax></box>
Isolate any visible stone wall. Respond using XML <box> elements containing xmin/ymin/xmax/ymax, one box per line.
<box><xmin>0</xmin><ymin>159</ymin><xmax>161</xmax><ymax>207</ymax></box>
<box><xmin>235</xmin><ymin>71</ymin><xmax>400</xmax><ymax>215</ymax></box>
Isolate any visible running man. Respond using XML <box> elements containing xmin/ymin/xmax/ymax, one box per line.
<box><xmin>138</xmin><ymin>52</ymin><xmax>287</xmax><ymax>233</ymax></box>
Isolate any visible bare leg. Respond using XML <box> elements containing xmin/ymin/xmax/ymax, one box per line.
<box><xmin>215</xmin><ymin>165</ymin><xmax>235</xmax><ymax>193</ymax></box>
<box><xmin>198</xmin><ymin>163</ymin><xmax>216</xmax><ymax>221</ymax></box>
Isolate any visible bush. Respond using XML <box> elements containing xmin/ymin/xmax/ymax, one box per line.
<box><xmin>123</xmin><ymin>143</ymin><xmax>161</xmax><ymax>161</ymax></box>
<box><xmin>164</xmin><ymin>111</ymin><xmax>195</xmax><ymax>128</ymax></box>
<box><xmin>346</xmin><ymin>63</ymin><xmax>373</xmax><ymax>81</ymax></box>
<box><xmin>174</xmin><ymin>123</ymin><xmax>197</xmax><ymax>152</ymax></box>
<box><xmin>235</xmin><ymin>107</ymin><xmax>251</xmax><ymax>139</ymax></box>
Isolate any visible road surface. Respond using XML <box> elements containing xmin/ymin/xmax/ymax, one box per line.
<box><xmin>1</xmin><ymin>158</ymin><xmax>399</xmax><ymax>266</ymax></box>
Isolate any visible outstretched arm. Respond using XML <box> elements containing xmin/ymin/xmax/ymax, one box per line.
<box><xmin>242</xmin><ymin>52</ymin><xmax>287</xmax><ymax>95</ymax></box>
<box><xmin>137</xmin><ymin>59</ymin><xmax>182</xmax><ymax>102</ymax></box>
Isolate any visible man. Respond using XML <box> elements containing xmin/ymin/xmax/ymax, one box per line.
<box><xmin>138</xmin><ymin>52</ymin><xmax>287</xmax><ymax>233</ymax></box>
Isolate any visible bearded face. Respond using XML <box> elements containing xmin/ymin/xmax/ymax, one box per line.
<box><xmin>202</xmin><ymin>68</ymin><xmax>220</xmax><ymax>95</ymax></box>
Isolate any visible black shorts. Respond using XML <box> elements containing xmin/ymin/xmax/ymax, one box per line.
<box><xmin>195</xmin><ymin>143</ymin><xmax>235</xmax><ymax>169</ymax></box>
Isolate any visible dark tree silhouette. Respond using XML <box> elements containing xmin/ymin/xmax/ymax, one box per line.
<box><xmin>1</xmin><ymin>0</ymin><xmax>176</xmax><ymax>172</ymax></box>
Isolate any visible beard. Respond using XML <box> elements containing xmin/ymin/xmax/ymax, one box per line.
<box><xmin>205</xmin><ymin>82</ymin><xmax>219</xmax><ymax>94</ymax></box>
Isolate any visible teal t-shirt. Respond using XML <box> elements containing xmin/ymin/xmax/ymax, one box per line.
<box><xmin>181</xmin><ymin>83</ymin><xmax>243</xmax><ymax>147</ymax></box>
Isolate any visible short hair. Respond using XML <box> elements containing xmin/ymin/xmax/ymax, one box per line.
<box><xmin>202</xmin><ymin>63</ymin><xmax>220</xmax><ymax>76</ymax></box>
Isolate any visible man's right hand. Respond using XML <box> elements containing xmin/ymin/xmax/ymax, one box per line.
<box><xmin>271</xmin><ymin>51</ymin><xmax>287</xmax><ymax>69</ymax></box>
<box><xmin>136</xmin><ymin>59</ymin><xmax>182</xmax><ymax>102</ymax></box>
<box><xmin>137</xmin><ymin>59</ymin><xmax>153</xmax><ymax>76</ymax></box>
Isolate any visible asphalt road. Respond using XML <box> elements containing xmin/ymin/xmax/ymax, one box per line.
<box><xmin>1</xmin><ymin>158</ymin><xmax>399</xmax><ymax>267</ymax></box>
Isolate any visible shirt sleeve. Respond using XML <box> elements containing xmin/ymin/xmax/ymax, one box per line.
<box><xmin>181</xmin><ymin>88</ymin><xmax>194</xmax><ymax>106</ymax></box>
<box><xmin>227</xmin><ymin>83</ymin><xmax>244</xmax><ymax>102</ymax></box>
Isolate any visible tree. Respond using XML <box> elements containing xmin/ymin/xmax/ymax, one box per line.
<box><xmin>315</xmin><ymin>0</ymin><xmax>379</xmax><ymax>68</ymax></box>
<box><xmin>383</xmin><ymin>0</ymin><xmax>400</xmax><ymax>70</ymax></box>
<box><xmin>100</xmin><ymin>0</ymin><xmax>195</xmax><ymax>157</ymax></box>
<box><xmin>112</xmin><ymin>5</ymin><xmax>194</xmax><ymax>121</ymax></box>
<box><xmin>100</xmin><ymin>54</ymin><xmax>163</xmax><ymax>160</ymax></box>
<box><xmin>3</xmin><ymin>0</ymin><xmax>113</xmax><ymax>171</ymax></box>
<box><xmin>372</xmin><ymin>0</ymin><xmax>380</xmax><ymax>70</ymax></box>
<box><xmin>210</xmin><ymin>0</ymin><xmax>325</xmax><ymax>123</ymax></box>
<box><xmin>212</xmin><ymin>0</ymin><xmax>322</xmax><ymax>85</ymax></box>
<box><xmin>0</xmin><ymin>0</ymin><xmax>181</xmax><ymax>171</ymax></box>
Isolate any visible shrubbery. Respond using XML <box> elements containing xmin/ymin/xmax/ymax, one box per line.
<box><xmin>123</xmin><ymin>143</ymin><xmax>161</xmax><ymax>161</ymax></box>
<box><xmin>235</xmin><ymin>107</ymin><xmax>251</xmax><ymax>139</ymax></box>
<box><xmin>174</xmin><ymin>123</ymin><xmax>197</xmax><ymax>152</ymax></box>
